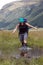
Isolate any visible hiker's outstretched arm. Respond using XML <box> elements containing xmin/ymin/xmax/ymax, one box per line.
<box><xmin>12</xmin><ymin>24</ymin><xmax>19</xmax><ymax>33</ymax></box>
<box><xmin>26</xmin><ymin>23</ymin><xmax>37</xmax><ymax>29</ymax></box>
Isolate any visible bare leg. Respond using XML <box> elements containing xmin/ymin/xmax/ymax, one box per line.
<box><xmin>24</xmin><ymin>40</ymin><xmax>27</xmax><ymax>46</ymax></box>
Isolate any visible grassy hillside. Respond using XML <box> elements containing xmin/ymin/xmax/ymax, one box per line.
<box><xmin>0</xmin><ymin>1</ymin><xmax>43</xmax><ymax>30</ymax></box>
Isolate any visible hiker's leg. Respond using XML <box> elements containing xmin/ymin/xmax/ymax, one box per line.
<box><xmin>24</xmin><ymin>33</ymin><xmax>28</xmax><ymax>46</ymax></box>
<box><xmin>24</xmin><ymin>40</ymin><xmax>27</xmax><ymax>46</ymax></box>
<box><xmin>19</xmin><ymin>33</ymin><xmax>28</xmax><ymax>46</ymax></box>
<box><xmin>19</xmin><ymin>34</ymin><xmax>24</xmax><ymax>46</ymax></box>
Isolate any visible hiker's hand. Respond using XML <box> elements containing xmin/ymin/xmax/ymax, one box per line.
<box><xmin>12</xmin><ymin>28</ymin><xmax>16</xmax><ymax>34</ymax></box>
<box><xmin>12</xmin><ymin>31</ymin><xmax>14</xmax><ymax>34</ymax></box>
<box><xmin>12</xmin><ymin>30</ymin><xmax>15</xmax><ymax>34</ymax></box>
<box><xmin>34</xmin><ymin>27</ymin><xmax>37</xmax><ymax>29</ymax></box>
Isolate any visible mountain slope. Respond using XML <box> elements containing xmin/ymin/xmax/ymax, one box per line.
<box><xmin>0</xmin><ymin>1</ymin><xmax>43</xmax><ymax>30</ymax></box>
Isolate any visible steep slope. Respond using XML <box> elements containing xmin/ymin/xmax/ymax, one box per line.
<box><xmin>0</xmin><ymin>1</ymin><xmax>43</xmax><ymax>30</ymax></box>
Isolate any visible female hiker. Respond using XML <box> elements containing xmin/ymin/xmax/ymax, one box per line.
<box><xmin>12</xmin><ymin>18</ymin><xmax>37</xmax><ymax>47</ymax></box>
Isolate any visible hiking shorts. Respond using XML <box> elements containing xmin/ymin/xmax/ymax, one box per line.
<box><xmin>19</xmin><ymin>33</ymin><xmax>28</xmax><ymax>42</ymax></box>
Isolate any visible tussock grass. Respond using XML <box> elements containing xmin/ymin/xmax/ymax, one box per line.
<box><xmin>28</xmin><ymin>31</ymin><xmax>43</xmax><ymax>47</ymax></box>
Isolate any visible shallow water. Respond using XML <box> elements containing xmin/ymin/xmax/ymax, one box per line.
<box><xmin>27</xmin><ymin>47</ymin><xmax>43</xmax><ymax>58</ymax></box>
<box><xmin>17</xmin><ymin>47</ymin><xmax>43</xmax><ymax>58</ymax></box>
<box><xmin>0</xmin><ymin>47</ymin><xmax>43</xmax><ymax>59</ymax></box>
<box><xmin>10</xmin><ymin>47</ymin><xmax>43</xmax><ymax>59</ymax></box>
